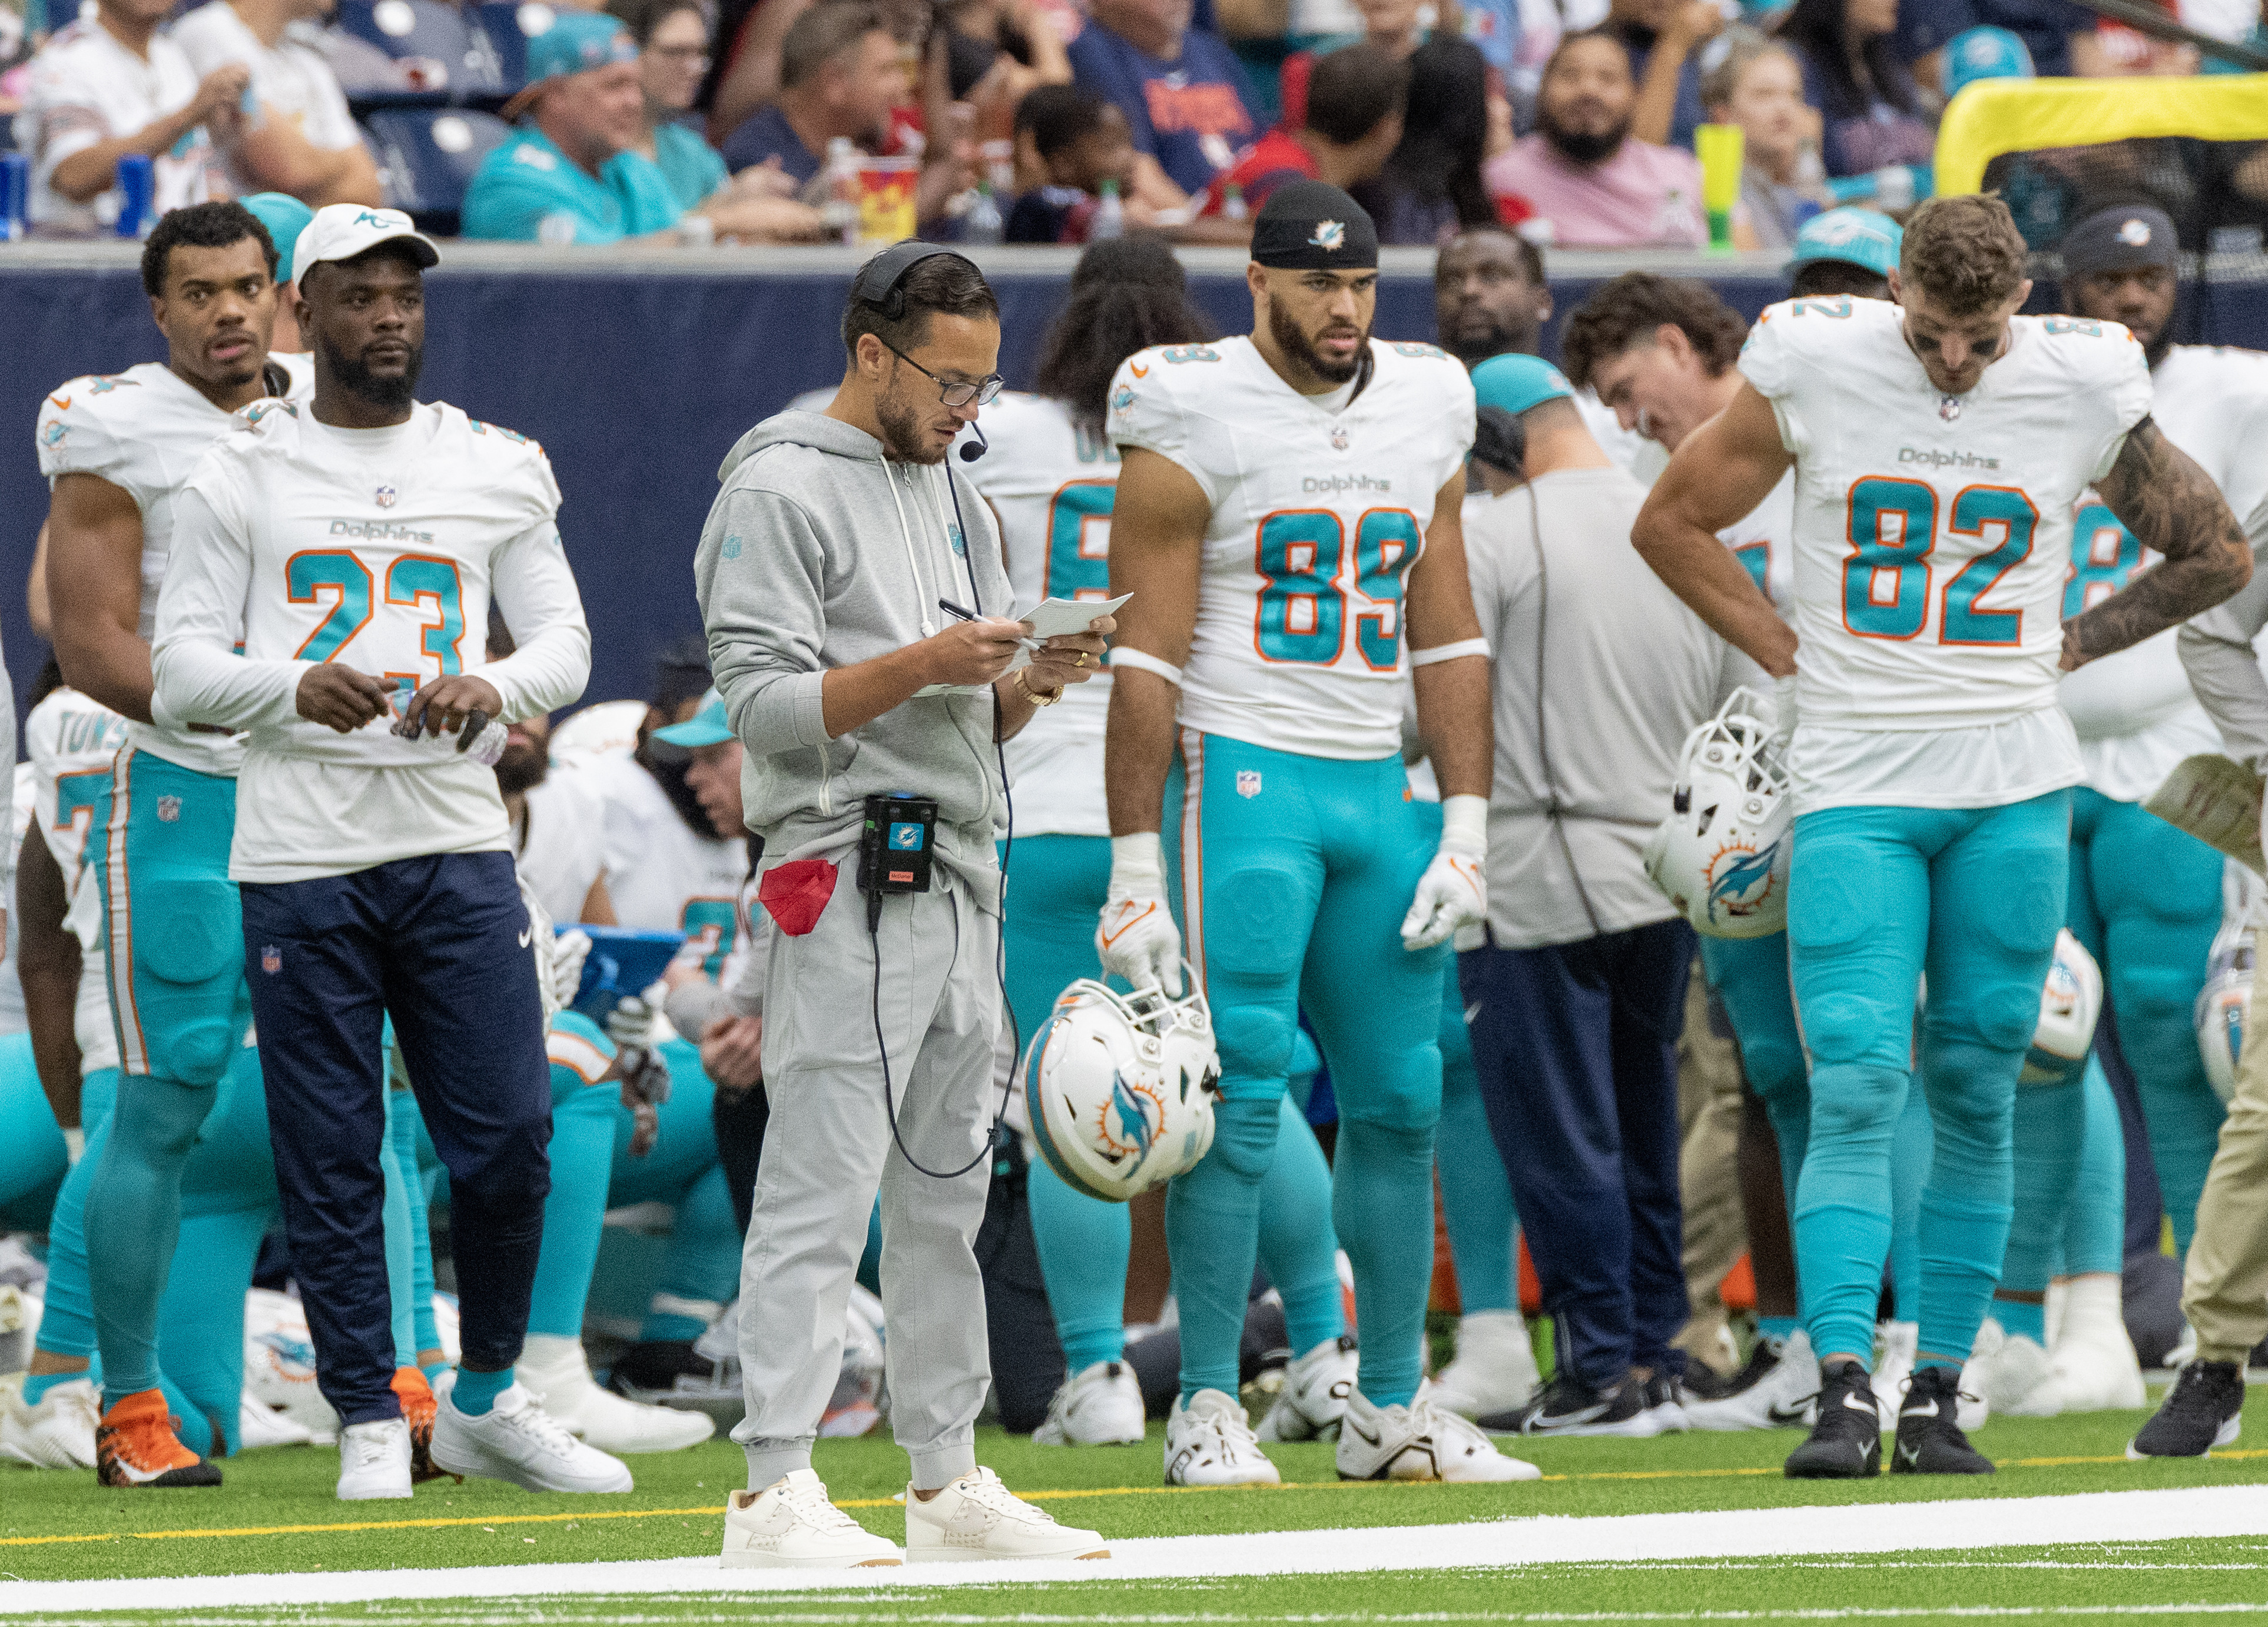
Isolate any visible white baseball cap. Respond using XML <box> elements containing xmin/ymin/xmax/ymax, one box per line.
<box><xmin>290</xmin><ymin>204</ymin><xmax>441</xmax><ymax>294</ymax></box>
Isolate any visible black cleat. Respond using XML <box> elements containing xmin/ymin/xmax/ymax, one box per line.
<box><xmin>1481</xmin><ymin>1370</ymin><xmax>1662</xmax><ymax>1437</ymax></box>
<box><xmin>1783</xmin><ymin>1359</ymin><xmax>1881</xmax><ymax>1478</ymax></box>
<box><xmin>1891</xmin><ymin>1364</ymin><xmax>1994</xmax><ymax>1474</ymax></box>
<box><xmin>2129</xmin><ymin>1359</ymin><xmax>2244</xmax><ymax>1459</ymax></box>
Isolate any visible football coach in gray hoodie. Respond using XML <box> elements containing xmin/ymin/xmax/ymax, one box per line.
<box><xmin>693</xmin><ymin>243</ymin><xmax>1115</xmax><ymax>1568</ymax></box>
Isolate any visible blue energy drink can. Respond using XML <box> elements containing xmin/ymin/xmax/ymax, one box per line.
<box><xmin>114</xmin><ymin>153</ymin><xmax>154</xmax><ymax>238</ymax></box>
<box><xmin>0</xmin><ymin>151</ymin><xmax>26</xmax><ymax>242</ymax></box>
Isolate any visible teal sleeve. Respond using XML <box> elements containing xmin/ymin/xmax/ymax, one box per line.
<box><xmin>461</xmin><ymin>154</ymin><xmax>625</xmax><ymax>244</ymax></box>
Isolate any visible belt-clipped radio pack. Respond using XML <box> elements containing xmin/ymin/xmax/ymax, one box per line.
<box><xmin>858</xmin><ymin>792</ymin><xmax>938</xmax><ymax>896</ymax></box>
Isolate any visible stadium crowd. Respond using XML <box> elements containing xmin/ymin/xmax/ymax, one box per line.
<box><xmin>1</xmin><ymin>0</ymin><xmax>2263</xmax><ymax>247</ymax></box>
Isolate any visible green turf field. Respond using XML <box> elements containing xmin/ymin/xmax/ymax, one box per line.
<box><xmin>4</xmin><ymin>1396</ymin><xmax>2268</xmax><ymax>1623</ymax></box>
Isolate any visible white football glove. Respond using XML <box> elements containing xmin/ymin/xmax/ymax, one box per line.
<box><xmin>1096</xmin><ymin>832</ymin><xmax>1184</xmax><ymax>996</ymax></box>
<box><xmin>552</xmin><ymin>928</ymin><xmax>592</xmax><ymax>1014</ymax></box>
<box><xmin>1401</xmin><ymin>795</ymin><xmax>1489</xmax><ymax>951</ymax></box>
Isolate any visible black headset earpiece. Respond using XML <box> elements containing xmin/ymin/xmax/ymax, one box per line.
<box><xmin>1473</xmin><ymin>405</ymin><xmax>1527</xmax><ymax>479</ymax></box>
<box><xmin>853</xmin><ymin>239</ymin><xmax>979</xmax><ymax>322</ymax></box>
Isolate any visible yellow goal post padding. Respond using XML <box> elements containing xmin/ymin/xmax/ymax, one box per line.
<box><xmin>1935</xmin><ymin>74</ymin><xmax>2268</xmax><ymax>198</ymax></box>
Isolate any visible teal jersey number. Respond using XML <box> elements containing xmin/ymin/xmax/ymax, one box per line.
<box><xmin>384</xmin><ymin>556</ymin><xmax>466</xmax><ymax>676</ymax></box>
<box><xmin>1255</xmin><ymin>510</ymin><xmax>1346</xmax><ymax>663</ymax></box>
<box><xmin>1843</xmin><ymin>477</ymin><xmax>1937</xmax><ymax>639</ymax></box>
<box><xmin>1353</xmin><ymin>510</ymin><xmax>1421</xmax><ymax>670</ymax></box>
<box><xmin>287</xmin><ymin>549</ymin><xmax>373</xmax><ymax>661</ymax></box>
<box><xmin>1940</xmin><ymin>487</ymin><xmax>2039</xmax><ymax>646</ymax></box>
<box><xmin>1045</xmin><ymin>480</ymin><xmax>1116</xmax><ymax>600</ymax></box>
<box><xmin>681</xmin><ymin>898</ymin><xmax>738</xmax><ymax>978</ymax></box>
<box><xmin>2064</xmin><ymin>503</ymin><xmax>2141</xmax><ymax>617</ymax></box>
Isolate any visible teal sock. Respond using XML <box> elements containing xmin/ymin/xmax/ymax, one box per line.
<box><xmin>2063</xmin><ymin>1058</ymin><xmax>2127</xmax><ymax>1277</ymax></box>
<box><xmin>641</xmin><ymin>1311</ymin><xmax>708</xmax><ymax>1344</ymax></box>
<box><xmin>380</xmin><ymin>1095</ymin><xmax>418</xmax><ymax>1369</ymax></box>
<box><xmin>453</xmin><ymin>1365</ymin><xmax>512</xmax><ymax>1416</ymax></box>
<box><xmin>1168</xmin><ymin>1095</ymin><xmax>1275</xmax><ymax>1404</ymax></box>
<box><xmin>527</xmin><ymin>1084</ymin><xmax>618</xmax><ymax>1337</ymax></box>
<box><xmin>1257</xmin><ymin>1094</ymin><xmax>1345</xmax><ymax>1357</ymax></box>
<box><xmin>420</xmin><ymin>1356</ymin><xmax>452</xmax><ymax>1382</ymax></box>
<box><xmin>1027</xmin><ymin>1153</ymin><xmax>1131</xmax><ymax>1373</ymax></box>
<box><xmin>1434</xmin><ymin>987</ymin><xmax>1518</xmax><ymax>1314</ymax></box>
<box><xmin>22</xmin><ymin>1369</ymin><xmax>83</xmax><ymax>1405</ymax></box>
<box><xmin>1332</xmin><ymin>1118</ymin><xmax>1435</xmax><ymax>1409</ymax></box>
<box><xmin>1995</xmin><ymin>1296</ymin><xmax>2047</xmax><ymax>1344</ymax></box>
<box><xmin>1758</xmin><ymin>1315</ymin><xmax>1799</xmax><ymax>1342</ymax></box>
<box><xmin>88</xmin><ymin>1074</ymin><xmax>212</xmax><ymax>1405</ymax></box>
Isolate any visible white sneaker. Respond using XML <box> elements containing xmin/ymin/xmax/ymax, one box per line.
<box><xmin>1684</xmin><ymin>1330</ymin><xmax>1819</xmax><ymax>1431</ymax></box>
<box><xmin>2051</xmin><ymin>1275</ymin><xmax>2147</xmax><ymax>1412</ymax></box>
<box><xmin>1256</xmin><ymin>1336</ymin><xmax>1357</xmax><ymax>1442</ymax></box>
<box><xmin>239</xmin><ymin>1396</ymin><xmax>316</xmax><ymax>1452</ymax></box>
<box><xmin>1428</xmin><ymin>1311</ymin><xmax>1540</xmax><ymax>1419</ymax></box>
<box><xmin>1335</xmin><ymin>1384</ymin><xmax>1541</xmax><ymax>1483</ymax></box>
<box><xmin>1967</xmin><ymin>1324</ymin><xmax>2061</xmax><ymax>1418</ymax></box>
<box><xmin>1871</xmin><ymin>1320</ymin><xmax>1916</xmax><ymax>1424</ymax></box>
<box><xmin>1164</xmin><ymin>1389</ymin><xmax>1281</xmax><ymax>1486</ymax></box>
<box><xmin>905</xmin><ymin>1466</ymin><xmax>1109</xmax><ymax>1562</ymax></box>
<box><xmin>1033</xmin><ymin>1360</ymin><xmax>1146</xmax><ymax>1446</ymax></box>
<box><xmin>337</xmin><ymin>1417</ymin><xmax>413</xmax><ymax>1500</ymax></box>
<box><xmin>430</xmin><ymin>1381</ymin><xmax>634</xmax><ymax>1493</ymax></box>
<box><xmin>0</xmin><ymin>1374</ymin><xmax>99</xmax><ymax>1469</ymax></box>
<box><xmin>516</xmin><ymin>1334</ymin><xmax>715</xmax><ymax>1454</ymax></box>
<box><xmin>721</xmin><ymin>1470</ymin><xmax>901</xmax><ymax>1568</ymax></box>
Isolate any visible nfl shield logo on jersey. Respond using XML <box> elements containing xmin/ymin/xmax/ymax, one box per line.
<box><xmin>375</xmin><ymin>484</ymin><xmax>397</xmax><ymax>508</ymax></box>
<box><xmin>260</xmin><ymin>945</ymin><xmax>282</xmax><ymax>975</ymax></box>
<box><xmin>1236</xmin><ymin>771</ymin><xmax>1262</xmax><ymax>799</ymax></box>
<box><xmin>155</xmin><ymin>795</ymin><xmax>181</xmax><ymax>823</ymax></box>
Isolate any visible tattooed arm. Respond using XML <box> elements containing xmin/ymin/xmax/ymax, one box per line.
<box><xmin>2061</xmin><ymin>418</ymin><xmax>2252</xmax><ymax>671</ymax></box>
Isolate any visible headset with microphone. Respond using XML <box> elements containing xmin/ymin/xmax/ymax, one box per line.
<box><xmin>856</xmin><ymin>240</ymin><xmax>993</xmax><ymax>464</ymax></box>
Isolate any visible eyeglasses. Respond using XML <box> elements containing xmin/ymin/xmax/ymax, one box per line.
<box><xmin>883</xmin><ymin>340</ymin><xmax>1003</xmax><ymax>408</ymax></box>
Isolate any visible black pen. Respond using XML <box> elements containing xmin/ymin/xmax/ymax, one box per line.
<box><xmin>939</xmin><ymin>599</ymin><xmax>977</xmax><ymax>622</ymax></box>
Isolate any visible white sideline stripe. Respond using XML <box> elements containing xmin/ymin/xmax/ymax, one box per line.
<box><xmin>3</xmin><ymin>1484</ymin><xmax>2265</xmax><ymax>1615</ymax></box>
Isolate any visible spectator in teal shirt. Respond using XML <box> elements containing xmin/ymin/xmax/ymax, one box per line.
<box><xmin>608</xmin><ymin>0</ymin><xmax>740</xmax><ymax>214</ymax></box>
<box><xmin>463</xmin><ymin>9</ymin><xmax>820</xmax><ymax>243</ymax></box>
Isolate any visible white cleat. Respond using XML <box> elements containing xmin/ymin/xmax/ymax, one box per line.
<box><xmin>1967</xmin><ymin>1325</ymin><xmax>2062</xmax><ymax>1418</ymax></box>
<box><xmin>1684</xmin><ymin>1330</ymin><xmax>1820</xmax><ymax>1432</ymax></box>
<box><xmin>1165</xmin><ymin>1389</ymin><xmax>1281</xmax><ymax>1486</ymax></box>
<box><xmin>238</xmin><ymin>1396</ymin><xmax>316</xmax><ymax>1452</ymax></box>
<box><xmin>0</xmin><ymin>1375</ymin><xmax>99</xmax><ymax>1469</ymax></box>
<box><xmin>1428</xmin><ymin>1311</ymin><xmax>1540</xmax><ymax>1419</ymax></box>
<box><xmin>1033</xmin><ymin>1360</ymin><xmax>1146</xmax><ymax>1446</ymax></box>
<box><xmin>905</xmin><ymin>1466</ymin><xmax>1109</xmax><ymax>1562</ymax></box>
<box><xmin>721</xmin><ymin>1470</ymin><xmax>903</xmax><ymax>1568</ymax></box>
<box><xmin>430</xmin><ymin>1382</ymin><xmax>634</xmax><ymax>1493</ymax></box>
<box><xmin>2051</xmin><ymin>1276</ymin><xmax>2147</xmax><ymax>1412</ymax></box>
<box><xmin>1336</xmin><ymin>1384</ymin><xmax>1541</xmax><ymax>1482</ymax></box>
<box><xmin>337</xmin><ymin>1417</ymin><xmax>413</xmax><ymax>1500</ymax></box>
<box><xmin>1256</xmin><ymin>1335</ymin><xmax>1357</xmax><ymax>1443</ymax></box>
<box><xmin>516</xmin><ymin>1334</ymin><xmax>715</xmax><ymax>1454</ymax></box>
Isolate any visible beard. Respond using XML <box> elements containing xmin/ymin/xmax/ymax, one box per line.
<box><xmin>495</xmin><ymin>740</ymin><xmax>549</xmax><ymax>796</ymax></box>
<box><xmin>323</xmin><ymin>338</ymin><xmax>423</xmax><ymax>413</ymax></box>
<box><xmin>876</xmin><ymin>391</ymin><xmax>947</xmax><ymax>464</ymax></box>
<box><xmin>1269</xmin><ymin>297</ymin><xmax>1368</xmax><ymax>386</ymax></box>
<box><xmin>1446</xmin><ymin>320</ymin><xmax>1534</xmax><ymax>368</ymax></box>
<box><xmin>1538</xmin><ymin>104</ymin><xmax>1629</xmax><ymax>167</ymax></box>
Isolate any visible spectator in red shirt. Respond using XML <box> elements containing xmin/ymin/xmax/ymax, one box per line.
<box><xmin>1196</xmin><ymin>41</ymin><xmax>1405</xmax><ymax>227</ymax></box>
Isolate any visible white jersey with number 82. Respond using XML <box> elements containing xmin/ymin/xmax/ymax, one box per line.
<box><xmin>1108</xmin><ymin>336</ymin><xmax>1475</xmax><ymax>761</ymax></box>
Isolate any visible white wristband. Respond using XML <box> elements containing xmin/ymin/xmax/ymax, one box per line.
<box><xmin>1440</xmin><ymin>793</ymin><xmax>1489</xmax><ymax>856</ymax></box>
<box><xmin>1109</xmin><ymin>648</ymin><xmax>1183</xmax><ymax>686</ymax></box>
<box><xmin>1109</xmin><ymin>831</ymin><xmax>1165</xmax><ymax>895</ymax></box>
<box><xmin>1411</xmin><ymin>637</ymin><xmax>1491</xmax><ymax>668</ymax></box>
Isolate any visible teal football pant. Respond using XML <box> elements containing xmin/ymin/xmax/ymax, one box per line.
<box><xmin>1994</xmin><ymin>1055</ymin><xmax>2125</xmax><ymax>1342</ymax></box>
<box><xmin>1163</xmin><ymin>735</ymin><xmax>1443</xmax><ymax>1408</ymax></box>
<box><xmin>1004</xmin><ymin>833</ymin><xmax>1346</xmax><ymax>1377</ymax></box>
<box><xmin>0</xmin><ymin>1030</ymin><xmax>68</xmax><ymax>1232</ymax></box>
<box><xmin>1787</xmin><ymin>792</ymin><xmax>2069</xmax><ymax>1372</ymax></box>
<box><xmin>2067</xmin><ymin>786</ymin><xmax>2223</xmax><ymax>1254</ymax></box>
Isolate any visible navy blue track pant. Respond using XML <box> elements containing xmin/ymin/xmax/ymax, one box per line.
<box><xmin>1460</xmin><ymin>918</ymin><xmax>1695</xmax><ymax>1392</ymax></box>
<box><xmin>241</xmin><ymin>851</ymin><xmax>552</xmax><ymax>1427</ymax></box>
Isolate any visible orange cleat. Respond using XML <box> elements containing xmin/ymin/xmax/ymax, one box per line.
<box><xmin>95</xmin><ymin>1389</ymin><xmax>223</xmax><ymax>1487</ymax></box>
<box><xmin>392</xmin><ymin>1367</ymin><xmax>455</xmax><ymax>1484</ymax></box>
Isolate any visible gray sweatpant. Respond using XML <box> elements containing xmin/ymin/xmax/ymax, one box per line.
<box><xmin>732</xmin><ymin>859</ymin><xmax>1000</xmax><ymax>1490</ymax></box>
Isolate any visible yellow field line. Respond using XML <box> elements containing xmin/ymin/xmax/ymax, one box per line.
<box><xmin>6</xmin><ymin>1446</ymin><xmax>2260</xmax><ymax>1550</ymax></box>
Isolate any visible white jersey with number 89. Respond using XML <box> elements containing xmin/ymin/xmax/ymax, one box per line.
<box><xmin>1739</xmin><ymin>295</ymin><xmax>2151</xmax><ymax>732</ymax></box>
<box><xmin>1107</xmin><ymin>336</ymin><xmax>1475</xmax><ymax>761</ymax></box>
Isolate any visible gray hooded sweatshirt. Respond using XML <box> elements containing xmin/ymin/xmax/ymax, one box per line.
<box><xmin>694</xmin><ymin>410</ymin><xmax>1011</xmax><ymax>893</ymax></box>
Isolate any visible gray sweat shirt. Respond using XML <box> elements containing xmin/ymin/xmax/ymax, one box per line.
<box><xmin>694</xmin><ymin>410</ymin><xmax>1012</xmax><ymax>893</ymax></box>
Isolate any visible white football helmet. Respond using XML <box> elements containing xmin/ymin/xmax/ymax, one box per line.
<box><xmin>1024</xmin><ymin>977</ymin><xmax>1221</xmax><ymax>1203</ymax></box>
<box><xmin>1644</xmin><ymin>688</ymin><xmax>1792</xmax><ymax>939</ymax></box>
<box><xmin>2021</xmin><ymin>928</ymin><xmax>2102</xmax><ymax>1087</ymax></box>
<box><xmin>2197</xmin><ymin>925</ymin><xmax>2254</xmax><ymax>1105</ymax></box>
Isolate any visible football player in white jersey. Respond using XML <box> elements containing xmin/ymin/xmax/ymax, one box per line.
<box><xmin>38</xmin><ymin>200</ymin><xmax>309</xmax><ymax>1489</ymax></box>
<box><xmin>1560</xmin><ymin>268</ymin><xmax>1817</xmax><ymax>1432</ymax></box>
<box><xmin>151</xmin><ymin>204</ymin><xmax>622</xmax><ymax>1503</ymax></box>
<box><xmin>1633</xmin><ymin>194</ymin><xmax>2251</xmax><ymax>1477</ymax></box>
<box><xmin>966</xmin><ymin>235</ymin><xmax>1354</xmax><ymax>1450</ymax></box>
<box><xmin>1101</xmin><ymin>181</ymin><xmax>1531</xmax><ymax>1485</ymax></box>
